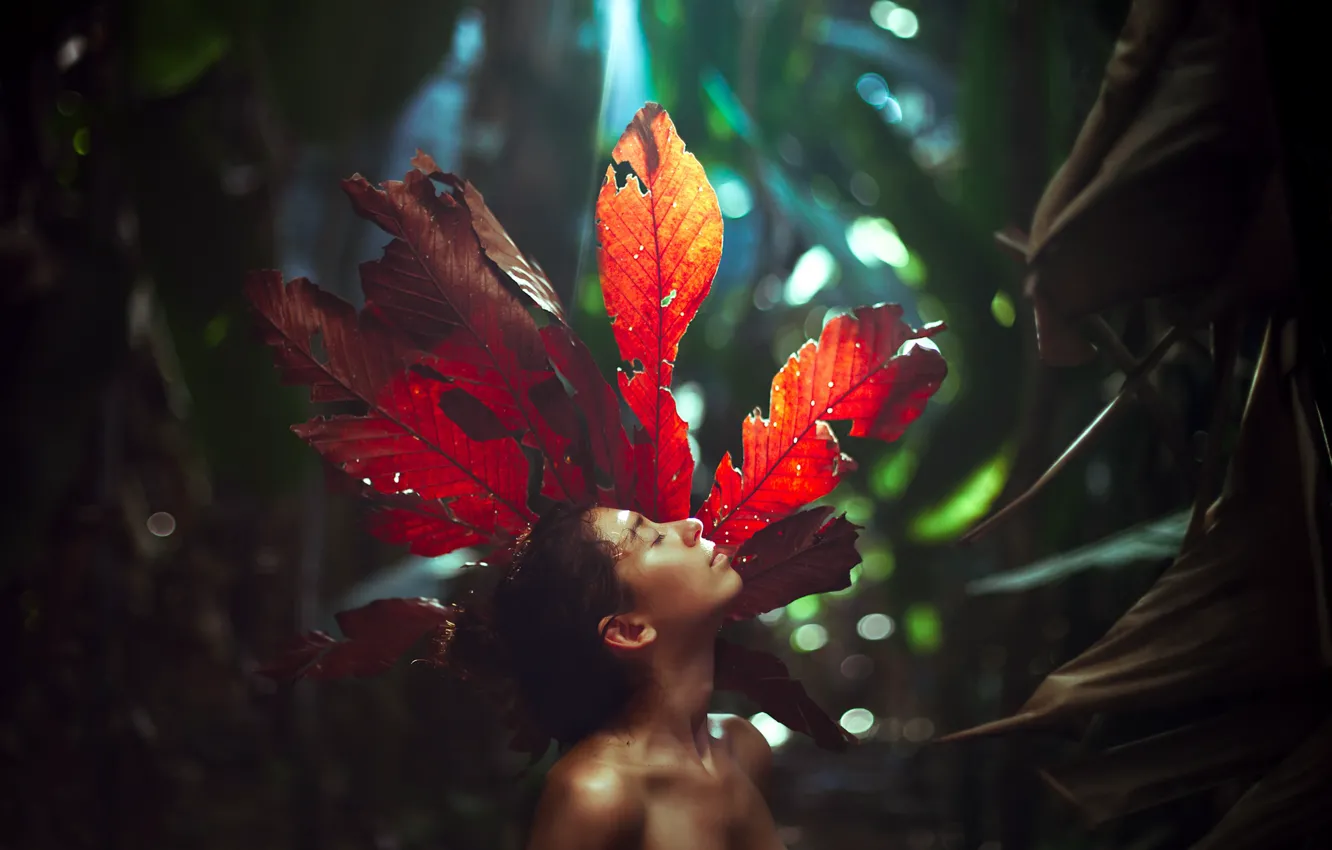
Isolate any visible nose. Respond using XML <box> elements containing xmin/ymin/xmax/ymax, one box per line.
<box><xmin>680</xmin><ymin>518</ymin><xmax>703</xmax><ymax>546</ymax></box>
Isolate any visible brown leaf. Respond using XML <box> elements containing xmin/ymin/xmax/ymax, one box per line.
<box><xmin>1024</xmin><ymin>0</ymin><xmax>1280</xmax><ymax>364</ymax></box>
<box><xmin>944</xmin><ymin>322</ymin><xmax>1326</xmax><ymax>741</ymax></box>
<box><xmin>1038</xmin><ymin>701</ymin><xmax>1323</xmax><ymax>826</ymax></box>
<box><xmin>1189</xmin><ymin>715</ymin><xmax>1332</xmax><ymax>850</ymax></box>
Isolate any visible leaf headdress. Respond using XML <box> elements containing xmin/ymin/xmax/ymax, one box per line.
<box><xmin>247</xmin><ymin>104</ymin><xmax>946</xmax><ymax>752</ymax></box>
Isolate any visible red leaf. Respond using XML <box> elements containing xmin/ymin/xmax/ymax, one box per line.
<box><xmin>714</xmin><ymin>639</ymin><xmax>856</xmax><ymax>751</ymax></box>
<box><xmin>541</xmin><ymin>324</ymin><xmax>636</xmax><ymax>505</ymax></box>
<box><xmin>698</xmin><ymin>304</ymin><xmax>946</xmax><ymax>548</ymax></box>
<box><xmin>259</xmin><ymin>598</ymin><xmax>457</xmax><ymax>681</ymax></box>
<box><xmin>342</xmin><ymin>167</ymin><xmax>589</xmax><ymax>503</ymax></box>
<box><xmin>725</xmin><ymin>507</ymin><xmax>863</xmax><ymax>621</ymax></box>
<box><xmin>597</xmin><ymin>103</ymin><xmax>723</xmax><ymax>521</ymax></box>
<box><xmin>246</xmin><ymin>271</ymin><xmax>535</xmax><ymax>548</ymax></box>
<box><xmin>292</xmin><ymin>395</ymin><xmax>530</xmax><ymax>535</ymax></box>
<box><xmin>623</xmin><ymin>382</ymin><xmax>691</xmax><ymax>518</ymax></box>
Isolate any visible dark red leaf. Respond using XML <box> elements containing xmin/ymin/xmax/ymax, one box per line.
<box><xmin>246</xmin><ymin>271</ymin><xmax>535</xmax><ymax>549</ymax></box>
<box><xmin>541</xmin><ymin>324</ymin><xmax>636</xmax><ymax>505</ymax></box>
<box><xmin>259</xmin><ymin>598</ymin><xmax>457</xmax><ymax>681</ymax></box>
<box><xmin>366</xmin><ymin>494</ymin><xmax>488</xmax><ymax>557</ymax></box>
<box><xmin>464</xmin><ymin>194</ymin><xmax>567</xmax><ymax>324</ymax></box>
<box><xmin>343</xmin><ymin>172</ymin><xmax>464</xmax><ymax>342</ymax></box>
<box><xmin>597</xmin><ymin>103</ymin><xmax>723</xmax><ymax>521</ymax></box>
<box><xmin>528</xmin><ymin>374</ymin><xmax>592</xmax><ymax>500</ymax></box>
<box><xmin>342</xmin><ymin>167</ymin><xmax>589</xmax><ymax>503</ymax></box>
<box><xmin>698</xmin><ymin>304</ymin><xmax>946</xmax><ymax>548</ymax></box>
<box><xmin>725</xmin><ymin>507</ymin><xmax>863</xmax><ymax>621</ymax></box>
<box><xmin>714</xmin><ymin>639</ymin><xmax>855</xmax><ymax>751</ymax></box>
<box><xmin>246</xmin><ymin>272</ymin><xmax>413</xmax><ymax>403</ymax></box>
<box><xmin>412</xmin><ymin>150</ymin><xmax>569</xmax><ymax>324</ymax></box>
<box><xmin>256</xmin><ymin>631</ymin><xmax>337</xmax><ymax>680</ymax></box>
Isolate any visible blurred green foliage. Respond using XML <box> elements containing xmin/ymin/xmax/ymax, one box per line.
<box><xmin>132</xmin><ymin>0</ymin><xmax>464</xmax><ymax>140</ymax></box>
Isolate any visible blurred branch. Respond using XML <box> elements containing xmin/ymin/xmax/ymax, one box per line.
<box><xmin>1083</xmin><ymin>316</ymin><xmax>1195</xmax><ymax>472</ymax></box>
<box><xmin>962</xmin><ymin>266</ymin><xmax>1247</xmax><ymax>546</ymax></box>
<box><xmin>961</xmin><ymin>323</ymin><xmax>1184</xmax><ymax>545</ymax></box>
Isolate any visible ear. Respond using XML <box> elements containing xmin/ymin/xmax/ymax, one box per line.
<box><xmin>600</xmin><ymin>613</ymin><xmax>656</xmax><ymax>654</ymax></box>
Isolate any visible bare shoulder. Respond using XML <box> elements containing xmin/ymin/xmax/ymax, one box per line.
<box><xmin>528</xmin><ymin>750</ymin><xmax>645</xmax><ymax>850</ymax></box>
<box><xmin>709</xmin><ymin>713</ymin><xmax>773</xmax><ymax>784</ymax></box>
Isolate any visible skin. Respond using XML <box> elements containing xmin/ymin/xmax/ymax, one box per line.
<box><xmin>525</xmin><ymin>510</ymin><xmax>786</xmax><ymax>850</ymax></box>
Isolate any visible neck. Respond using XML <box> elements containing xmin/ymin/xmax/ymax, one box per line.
<box><xmin>610</xmin><ymin>629</ymin><xmax>718</xmax><ymax>763</ymax></box>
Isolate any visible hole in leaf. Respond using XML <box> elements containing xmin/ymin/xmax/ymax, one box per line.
<box><xmin>411</xmin><ymin>362</ymin><xmax>448</xmax><ymax>382</ymax></box>
<box><xmin>611</xmin><ymin>160</ymin><xmax>648</xmax><ymax>195</ymax></box>
<box><xmin>437</xmin><ymin>387</ymin><xmax>510</xmax><ymax>442</ymax></box>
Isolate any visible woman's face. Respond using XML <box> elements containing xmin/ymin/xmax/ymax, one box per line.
<box><xmin>589</xmin><ymin>508</ymin><xmax>742</xmax><ymax>628</ymax></box>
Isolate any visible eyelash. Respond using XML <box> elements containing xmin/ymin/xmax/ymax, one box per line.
<box><xmin>652</xmin><ymin>532</ymin><xmax>665</xmax><ymax>547</ymax></box>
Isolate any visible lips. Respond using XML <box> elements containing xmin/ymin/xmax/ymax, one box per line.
<box><xmin>706</xmin><ymin>540</ymin><xmax>729</xmax><ymax>568</ymax></box>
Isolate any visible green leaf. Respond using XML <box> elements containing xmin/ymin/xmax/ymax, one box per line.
<box><xmin>967</xmin><ymin>511</ymin><xmax>1189</xmax><ymax>595</ymax></box>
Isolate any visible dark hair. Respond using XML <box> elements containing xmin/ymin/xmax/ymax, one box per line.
<box><xmin>488</xmin><ymin>502</ymin><xmax>635</xmax><ymax>745</ymax></box>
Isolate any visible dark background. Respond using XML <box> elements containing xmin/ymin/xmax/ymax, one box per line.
<box><xmin>3</xmin><ymin>1</ymin><xmax>1325</xmax><ymax>849</ymax></box>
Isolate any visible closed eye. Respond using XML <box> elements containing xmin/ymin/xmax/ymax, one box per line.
<box><xmin>651</xmin><ymin>532</ymin><xmax>665</xmax><ymax>547</ymax></box>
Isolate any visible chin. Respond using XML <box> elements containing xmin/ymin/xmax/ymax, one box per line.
<box><xmin>720</xmin><ymin>566</ymin><xmax>744</xmax><ymax>599</ymax></box>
